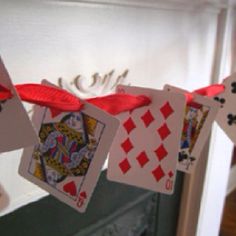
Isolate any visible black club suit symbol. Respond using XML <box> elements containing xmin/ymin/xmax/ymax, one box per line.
<box><xmin>231</xmin><ymin>82</ymin><xmax>236</xmax><ymax>93</ymax></box>
<box><xmin>178</xmin><ymin>151</ymin><xmax>187</xmax><ymax>162</ymax></box>
<box><xmin>227</xmin><ymin>113</ymin><xmax>236</xmax><ymax>125</ymax></box>
<box><xmin>214</xmin><ymin>96</ymin><xmax>225</xmax><ymax>108</ymax></box>
<box><xmin>178</xmin><ymin>151</ymin><xmax>196</xmax><ymax>163</ymax></box>
<box><xmin>178</xmin><ymin>151</ymin><xmax>196</xmax><ymax>170</ymax></box>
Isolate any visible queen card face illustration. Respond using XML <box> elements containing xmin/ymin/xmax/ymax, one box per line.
<box><xmin>179</xmin><ymin>103</ymin><xmax>210</xmax><ymax>170</ymax></box>
<box><xmin>164</xmin><ymin>85</ymin><xmax>219</xmax><ymax>173</ymax></box>
<box><xmin>30</xmin><ymin>112</ymin><xmax>103</xmax><ymax>195</ymax></box>
<box><xmin>19</xmin><ymin>101</ymin><xmax>119</xmax><ymax>212</ymax></box>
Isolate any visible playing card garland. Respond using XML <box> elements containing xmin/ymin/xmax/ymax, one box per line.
<box><xmin>1</xmin><ymin>58</ymin><xmax>236</xmax><ymax>213</ymax></box>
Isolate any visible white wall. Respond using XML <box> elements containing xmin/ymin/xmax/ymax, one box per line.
<box><xmin>0</xmin><ymin>0</ymin><xmax>223</xmax><ymax>226</ymax></box>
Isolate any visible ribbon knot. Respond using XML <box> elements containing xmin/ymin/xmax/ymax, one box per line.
<box><xmin>0</xmin><ymin>84</ymin><xmax>13</xmax><ymax>101</ymax></box>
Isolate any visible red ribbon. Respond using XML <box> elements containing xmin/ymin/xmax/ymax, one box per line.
<box><xmin>87</xmin><ymin>94</ymin><xmax>150</xmax><ymax>115</ymax></box>
<box><xmin>16</xmin><ymin>83</ymin><xmax>83</xmax><ymax>109</ymax></box>
<box><xmin>0</xmin><ymin>82</ymin><xmax>225</xmax><ymax>114</ymax></box>
<box><xmin>186</xmin><ymin>84</ymin><xmax>225</xmax><ymax>105</ymax></box>
<box><xmin>15</xmin><ymin>84</ymin><xmax>83</xmax><ymax>117</ymax></box>
<box><xmin>194</xmin><ymin>84</ymin><xmax>225</xmax><ymax>97</ymax></box>
<box><xmin>0</xmin><ymin>84</ymin><xmax>13</xmax><ymax>100</ymax></box>
<box><xmin>0</xmin><ymin>83</ymin><xmax>151</xmax><ymax>116</ymax></box>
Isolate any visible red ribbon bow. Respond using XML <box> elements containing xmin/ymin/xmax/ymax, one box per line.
<box><xmin>0</xmin><ymin>83</ymin><xmax>151</xmax><ymax>116</ymax></box>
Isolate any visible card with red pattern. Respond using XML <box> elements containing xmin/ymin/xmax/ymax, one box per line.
<box><xmin>19</xmin><ymin>89</ymin><xmax>119</xmax><ymax>212</ymax></box>
<box><xmin>107</xmin><ymin>85</ymin><xmax>185</xmax><ymax>194</ymax></box>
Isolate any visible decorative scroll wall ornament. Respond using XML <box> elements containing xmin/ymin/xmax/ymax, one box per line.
<box><xmin>57</xmin><ymin>69</ymin><xmax>129</xmax><ymax>99</ymax></box>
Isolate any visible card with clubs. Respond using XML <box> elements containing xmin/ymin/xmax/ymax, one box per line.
<box><xmin>0</xmin><ymin>58</ymin><xmax>38</xmax><ymax>152</ymax></box>
<box><xmin>213</xmin><ymin>73</ymin><xmax>236</xmax><ymax>144</ymax></box>
<box><xmin>107</xmin><ymin>85</ymin><xmax>185</xmax><ymax>194</ymax></box>
<box><xmin>19</xmin><ymin>87</ymin><xmax>119</xmax><ymax>212</ymax></box>
<box><xmin>164</xmin><ymin>85</ymin><xmax>219</xmax><ymax>173</ymax></box>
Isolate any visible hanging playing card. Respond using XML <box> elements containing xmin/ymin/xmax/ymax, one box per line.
<box><xmin>19</xmin><ymin>88</ymin><xmax>119</xmax><ymax>212</ymax></box>
<box><xmin>107</xmin><ymin>85</ymin><xmax>185</xmax><ymax>194</ymax></box>
<box><xmin>213</xmin><ymin>73</ymin><xmax>236</xmax><ymax>144</ymax></box>
<box><xmin>0</xmin><ymin>57</ymin><xmax>38</xmax><ymax>152</ymax></box>
<box><xmin>164</xmin><ymin>85</ymin><xmax>219</xmax><ymax>173</ymax></box>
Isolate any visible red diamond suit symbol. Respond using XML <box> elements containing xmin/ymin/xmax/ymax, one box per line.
<box><xmin>121</xmin><ymin>138</ymin><xmax>133</xmax><ymax>153</ymax></box>
<box><xmin>136</xmin><ymin>151</ymin><xmax>149</xmax><ymax>167</ymax></box>
<box><xmin>123</xmin><ymin>117</ymin><xmax>136</xmax><ymax>134</ymax></box>
<box><xmin>141</xmin><ymin>110</ymin><xmax>154</xmax><ymax>127</ymax></box>
<box><xmin>160</xmin><ymin>102</ymin><xmax>174</xmax><ymax>119</ymax></box>
<box><xmin>152</xmin><ymin>165</ymin><xmax>165</xmax><ymax>182</ymax></box>
<box><xmin>157</xmin><ymin>123</ymin><xmax>171</xmax><ymax>140</ymax></box>
<box><xmin>119</xmin><ymin>158</ymin><xmax>131</xmax><ymax>174</ymax></box>
<box><xmin>155</xmin><ymin>144</ymin><xmax>168</xmax><ymax>161</ymax></box>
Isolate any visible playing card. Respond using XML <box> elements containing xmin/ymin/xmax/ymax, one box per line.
<box><xmin>0</xmin><ymin>57</ymin><xmax>38</xmax><ymax>152</ymax></box>
<box><xmin>19</xmin><ymin>94</ymin><xmax>119</xmax><ymax>212</ymax></box>
<box><xmin>164</xmin><ymin>85</ymin><xmax>219</xmax><ymax>173</ymax></box>
<box><xmin>107</xmin><ymin>85</ymin><xmax>185</xmax><ymax>194</ymax></box>
<box><xmin>213</xmin><ymin>73</ymin><xmax>236</xmax><ymax>144</ymax></box>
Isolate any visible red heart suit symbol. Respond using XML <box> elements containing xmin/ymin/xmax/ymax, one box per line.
<box><xmin>63</xmin><ymin>181</ymin><xmax>77</xmax><ymax>196</ymax></box>
<box><xmin>79</xmin><ymin>191</ymin><xmax>87</xmax><ymax>199</ymax></box>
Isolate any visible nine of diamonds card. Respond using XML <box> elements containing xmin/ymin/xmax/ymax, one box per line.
<box><xmin>107</xmin><ymin>85</ymin><xmax>185</xmax><ymax>194</ymax></box>
<box><xmin>19</xmin><ymin>101</ymin><xmax>119</xmax><ymax>213</ymax></box>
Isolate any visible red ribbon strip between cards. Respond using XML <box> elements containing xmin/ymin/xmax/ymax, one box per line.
<box><xmin>0</xmin><ymin>83</ymin><xmax>151</xmax><ymax>116</ymax></box>
<box><xmin>194</xmin><ymin>84</ymin><xmax>225</xmax><ymax>97</ymax></box>
<box><xmin>87</xmin><ymin>94</ymin><xmax>150</xmax><ymax>115</ymax></box>
<box><xmin>15</xmin><ymin>84</ymin><xmax>83</xmax><ymax>117</ymax></box>
<box><xmin>0</xmin><ymin>83</ymin><xmax>225</xmax><ymax>116</ymax></box>
<box><xmin>186</xmin><ymin>84</ymin><xmax>225</xmax><ymax>105</ymax></box>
